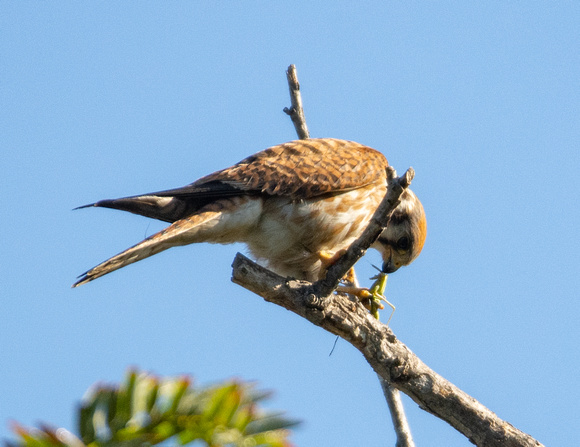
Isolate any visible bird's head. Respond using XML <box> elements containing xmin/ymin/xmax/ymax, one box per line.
<box><xmin>373</xmin><ymin>189</ymin><xmax>427</xmax><ymax>274</ymax></box>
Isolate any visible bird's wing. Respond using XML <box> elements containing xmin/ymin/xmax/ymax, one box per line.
<box><xmin>77</xmin><ymin>138</ymin><xmax>388</xmax><ymax>223</ymax></box>
<box><xmin>204</xmin><ymin>138</ymin><xmax>389</xmax><ymax>200</ymax></box>
<box><xmin>75</xmin><ymin>180</ymin><xmax>242</xmax><ymax>223</ymax></box>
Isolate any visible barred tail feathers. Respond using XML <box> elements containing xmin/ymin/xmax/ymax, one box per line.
<box><xmin>72</xmin><ymin>213</ymin><xmax>216</xmax><ymax>287</ymax></box>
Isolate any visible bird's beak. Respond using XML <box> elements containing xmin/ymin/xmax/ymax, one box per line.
<box><xmin>382</xmin><ymin>257</ymin><xmax>400</xmax><ymax>274</ymax></box>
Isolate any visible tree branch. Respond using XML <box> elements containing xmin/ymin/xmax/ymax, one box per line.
<box><xmin>283</xmin><ymin>64</ymin><xmax>310</xmax><ymax>139</ymax></box>
<box><xmin>236</xmin><ymin>64</ymin><xmax>545</xmax><ymax>446</ymax></box>
<box><xmin>379</xmin><ymin>376</ymin><xmax>415</xmax><ymax>447</ymax></box>
<box><xmin>231</xmin><ymin>252</ymin><xmax>543</xmax><ymax>447</ymax></box>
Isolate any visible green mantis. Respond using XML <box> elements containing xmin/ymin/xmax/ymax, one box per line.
<box><xmin>368</xmin><ymin>271</ymin><xmax>395</xmax><ymax>323</ymax></box>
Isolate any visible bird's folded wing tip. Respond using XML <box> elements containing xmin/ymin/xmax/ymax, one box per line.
<box><xmin>72</xmin><ymin>203</ymin><xmax>97</xmax><ymax>211</ymax></box>
<box><xmin>71</xmin><ymin>273</ymin><xmax>90</xmax><ymax>288</ymax></box>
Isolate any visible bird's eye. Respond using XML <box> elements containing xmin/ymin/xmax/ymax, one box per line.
<box><xmin>396</xmin><ymin>236</ymin><xmax>410</xmax><ymax>251</ymax></box>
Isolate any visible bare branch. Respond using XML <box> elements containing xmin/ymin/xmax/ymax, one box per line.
<box><xmin>379</xmin><ymin>376</ymin><xmax>415</xmax><ymax>447</ymax></box>
<box><xmin>248</xmin><ymin>64</ymin><xmax>543</xmax><ymax>446</ymax></box>
<box><xmin>283</xmin><ymin>64</ymin><xmax>310</xmax><ymax>139</ymax></box>
<box><xmin>231</xmin><ymin>253</ymin><xmax>543</xmax><ymax>447</ymax></box>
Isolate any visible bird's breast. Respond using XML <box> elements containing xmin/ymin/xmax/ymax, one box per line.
<box><xmin>245</xmin><ymin>182</ymin><xmax>386</xmax><ymax>280</ymax></box>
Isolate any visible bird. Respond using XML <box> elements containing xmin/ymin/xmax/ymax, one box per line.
<box><xmin>72</xmin><ymin>138</ymin><xmax>426</xmax><ymax>288</ymax></box>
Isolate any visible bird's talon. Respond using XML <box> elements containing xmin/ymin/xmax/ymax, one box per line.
<box><xmin>358</xmin><ymin>289</ymin><xmax>373</xmax><ymax>299</ymax></box>
<box><xmin>337</xmin><ymin>285</ymin><xmax>372</xmax><ymax>300</ymax></box>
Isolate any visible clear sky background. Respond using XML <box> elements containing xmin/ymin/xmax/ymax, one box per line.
<box><xmin>1</xmin><ymin>3</ymin><xmax>578</xmax><ymax>446</ymax></box>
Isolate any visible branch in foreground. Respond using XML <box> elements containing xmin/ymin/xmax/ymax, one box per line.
<box><xmin>231</xmin><ymin>254</ymin><xmax>542</xmax><ymax>447</ymax></box>
<box><xmin>316</xmin><ymin>166</ymin><xmax>412</xmax><ymax>297</ymax></box>
<box><xmin>283</xmin><ymin>64</ymin><xmax>310</xmax><ymax>139</ymax></box>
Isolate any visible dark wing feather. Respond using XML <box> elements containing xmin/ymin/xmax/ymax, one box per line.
<box><xmin>75</xmin><ymin>181</ymin><xmax>244</xmax><ymax>223</ymax></box>
<box><xmin>77</xmin><ymin>139</ymin><xmax>388</xmax><ymax>223</ymax></box>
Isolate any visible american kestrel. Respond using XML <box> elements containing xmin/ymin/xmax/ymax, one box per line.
<box><xmin>73</xmin><ymin>138</ymin><xmax>426</xmax><ymax>287</ymax></box>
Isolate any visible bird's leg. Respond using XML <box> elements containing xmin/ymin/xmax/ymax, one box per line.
<box><xmin>337</xmin><ymin>284</ymin><xmax>378</xmax><ymax>310</ymax></box>
<box><xmin>317</xmin><ymin>250</ymin><xmax>381</xmax><ymax>310</ymax></box>
<box><xmin>317</xmin><ymin>249</ymin><xmax>346</xmax><ymax>274</ymax></box>
<box><xmin>317</xmin><ymin>250</ymin><xmax>395</xmax><ymax>322</ymax></box>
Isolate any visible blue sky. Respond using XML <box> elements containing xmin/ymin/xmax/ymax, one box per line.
<box><xmin>1</xmin><ymin>2</ymin><xmax>578</xmax><ymax>446</ymax></box>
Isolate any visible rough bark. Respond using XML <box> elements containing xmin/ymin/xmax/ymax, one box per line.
<box><xmin>247</xmin><ymin>63</ymin><xmax>545</xmax><ymax>446</ymax></box>
<box><xmin>231</xmin><ymin>253</ymin><xmax>543</xmax><ymax>447</ymax></box>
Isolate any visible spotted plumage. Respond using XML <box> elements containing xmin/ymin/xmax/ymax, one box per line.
<box><xmin>73</xmin><ymin>138</ymin><xmax>426</xmax><ymax>287</ymax></box>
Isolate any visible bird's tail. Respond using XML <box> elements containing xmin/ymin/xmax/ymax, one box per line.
<box><xmin>72</xmin><ymin>213</ymin><xmax>216</xmax><ymax>287</ymax></box>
